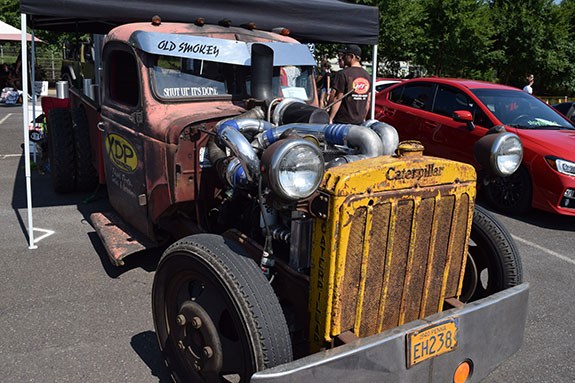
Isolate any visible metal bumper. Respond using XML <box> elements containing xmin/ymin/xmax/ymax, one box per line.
<box><xmin>251</xmin><ymin>283</ymin><xmax>529</xmax><ymax>383</ymax></box>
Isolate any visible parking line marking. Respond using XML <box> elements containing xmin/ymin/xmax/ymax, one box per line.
<box><xmin>33</xmin><ymin>227</ymin><xmax>55</xmax><ymax>244</ymax></box>
<box><xmin>1</xmin><ymin>154</ymin><xmax>21</xmax><ymax>159</ymax></box>
<box><xmin>512</xmin><ymin>235</ymin><xmax>575</xmax><ymax>266</ymax></box>
<box><xmin>0</xmin><ymin>113</ymin><xmax>13</xmax><ymax>124</ymax></box>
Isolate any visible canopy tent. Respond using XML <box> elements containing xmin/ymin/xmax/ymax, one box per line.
<box><xmin>0</xmin><ymin>20</ymin><xmax>42</xmax><ymax>42</ymax></box>
<box><xmin>21</xmin><ymin>0</ymin><xmax>379</xmax><ymax>44</ymax></box>
<box><xmin>18</xmin><ymin>0</ymin><xmax>381</xmax><ymax>249</ymax></box>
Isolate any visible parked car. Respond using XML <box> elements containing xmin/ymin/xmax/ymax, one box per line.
<box><xmin>375</xmin><ymin>78</ymin><xmax>575</xmax><ymax>216</ymax></box>
<box><xmin>553</xmin><ymin>101</ymin><xmax>575</xmax><ymax>123</ymax></box>
<box><xmin>374</xmin><ymin>78</ymin><xmax>401</xmax><ymax>92</ymax></box>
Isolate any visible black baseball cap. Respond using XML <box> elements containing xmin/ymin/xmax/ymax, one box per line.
<box><xmin>338</xmin><ymin>44</ymin><xmax>362</xmax><ymax>58</ymax></box>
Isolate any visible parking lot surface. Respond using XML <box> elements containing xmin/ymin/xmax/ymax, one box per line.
<box><xmin>0</xmin><ymin>105</ymin><xmax>573</xmax><ymax>382</ymax></box>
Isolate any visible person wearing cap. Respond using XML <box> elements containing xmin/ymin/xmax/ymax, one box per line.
<box><xmin>328</xmin><ymin>44</ymin><xmax>371</xmax><ymax>124</ymax></box>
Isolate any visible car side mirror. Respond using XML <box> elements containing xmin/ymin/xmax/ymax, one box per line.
<box><xmin>452</xmin><ymin>110</ymin><xmax>475</xmax><ymax>131</ymax></box>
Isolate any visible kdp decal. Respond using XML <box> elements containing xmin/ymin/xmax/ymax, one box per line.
<box><xmin>105</xmin><ymin>133</ymin><xmax>138</xmax><ymax>172</ymax></box>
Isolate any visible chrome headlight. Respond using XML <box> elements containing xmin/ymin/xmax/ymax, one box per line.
<box><xmin>545</xmin><ymin>156</ymin><xmax>575</xmax><ymax>176</ymax></box>
<box><xmin>261</xmin><ymin>138</ymin><xmax>325</xmax><ymax>200</ymax></box>
<box><xmin>475</xmin><ymin>132</ymin><xmax>523</xmax><ymax>177</ymax></box>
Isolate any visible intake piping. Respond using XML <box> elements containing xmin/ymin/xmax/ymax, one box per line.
<box><xmin>362</xmin><ymin>120</ymin><xmax>399</xmax><ymax>155</ymax></box>
<box><xmin>218</xmin><ymin>118</ymin><xmax>274</xmax><ymax>135</ymax></box>
<box><xmin>259</xmin><ymin>123</ymin><xmax>384</xmax><ymax>160</ymax></box>
<box><xmin>216</xmin><ymin>120</ymin><xmax>261</xmax><ymax>183</ymax></box>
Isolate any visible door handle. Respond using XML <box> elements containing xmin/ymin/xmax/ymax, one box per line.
<box><xmin>97</xmin><ymin>122</ymin><xmax>105</xmax><ymax>132</ymax></box>
<box><xmin>424</xmin><ymin>121</ymin><xmax>439</xmax><ymax>128</ymax></box>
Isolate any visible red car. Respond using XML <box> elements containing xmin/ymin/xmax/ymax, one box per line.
<box><xmin>375</xmin><ymin>78</ymin><xmax>575</xmax><ymax>216</ymax></box>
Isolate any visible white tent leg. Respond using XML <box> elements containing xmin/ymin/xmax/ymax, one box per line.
<box><xmin>31</xmin><ymin>28</ymin><xmax>37</xmax><ymax>163</ymax></box>
<box><xmin>370</xmin><ymin>44</ymin><xmax>377</xmax><ymax>121</ymax></box>
<box><xmin>21</xmin><ymin>13</ymin><xmax>37</xmax><ymax>250</ymax></box>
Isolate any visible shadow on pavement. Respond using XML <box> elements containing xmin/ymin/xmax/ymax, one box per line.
<box><xmin>131</xmin><ymin>331</ymin><xmax>173</xmax><ymax>383</ymax></box>
<box><xmin>10</xmin><ymin>155</ymin><xmax>165</xmax><ymax>275</ymax></box>
<box><xmin>88</xmin><ymin>230</ymin><xmax>165</xmax><ymax>279</ymax></box>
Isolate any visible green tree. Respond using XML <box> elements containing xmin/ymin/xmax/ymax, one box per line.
<box><xmin>491</xmin><ymin>0</ymin><xmax>574</xmax><ymax>94</ymax></box>
<box><xmin>416</xmin><ymin>0</ymin><xmax>496</xmax><ymax>78</ymax></box>
<box><xmin>370</xmin><ymin>0</ymin><xmax>426</xmax><ymax>77</ymax></box>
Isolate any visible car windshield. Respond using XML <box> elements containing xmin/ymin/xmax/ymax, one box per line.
<box><xmin>471</xmin><ymin>89</ymin><xmax>575</xmax><ymax>130</ymax></box>
<box><xmin>151</xmin><ymin>55</ymin><xmax>314</xmax><ymax>102</ymax></box>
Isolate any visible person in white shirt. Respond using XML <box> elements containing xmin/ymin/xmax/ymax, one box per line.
<box><xmin>523</xmin><ymin>74</ymin><xmax>534</xmax><ymax>94</ymax></box>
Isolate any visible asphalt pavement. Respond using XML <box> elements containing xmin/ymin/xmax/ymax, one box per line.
<box><xmin>0</xmin><ymin>103</ymin><xmax>573</xmax><ymax>382</ymax></box>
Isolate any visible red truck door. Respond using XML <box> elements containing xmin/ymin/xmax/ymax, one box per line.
<box><xmin>100</xmin><ymin>45</ymin><xmax>153</xmax><ymax>239</ymax></box>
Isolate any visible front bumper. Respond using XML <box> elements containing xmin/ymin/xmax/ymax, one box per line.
<box><xmin>251</xmin><ymin>283</ymin><xmax>529</xmax><ymax>383</ymax></box>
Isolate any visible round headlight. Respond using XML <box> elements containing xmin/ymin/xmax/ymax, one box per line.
<box><xmin>491</xmin><ymin>133</ymin><xmax>523</xmax><ymax>176</ymax></box>
<box><xmin>474</xmin><ymin>131</ymin><xmax>523</xmax><ymax>177</ymax></box>
<box><xmin>261</xmin><ymin>139</ymin><xmax>325</xmax><ymax>200</ymax></box>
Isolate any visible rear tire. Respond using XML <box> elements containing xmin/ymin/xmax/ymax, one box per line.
<box><xmin>460</xmin><ymin>205</ymin><xmax>523</xmax><ymax>302</ymax></box>
<box><xmin>71</xmin><ymin>107</ymin><xmax>98</xmax><ymax>192</ymax></box>
<box><xmin>152</xmin><ymin>234</ymin><xmax>292</xmax><ymax>382</ymax></box>
<box><xmin>47</xmin><ymin>108</ymin><xmax>76</xmax><ymax>193</ymax></box>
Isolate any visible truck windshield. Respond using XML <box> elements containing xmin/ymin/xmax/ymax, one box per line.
<box><xmin>151</xmin><ymin>55</ymin><xmax>314</xmax><ymax>102</ymax></box>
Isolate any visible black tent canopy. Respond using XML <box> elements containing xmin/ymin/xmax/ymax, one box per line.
<box><xmin>20</xmin><ymin>0</ymin><xmax>379</xmax><ymax>45</ymax></box>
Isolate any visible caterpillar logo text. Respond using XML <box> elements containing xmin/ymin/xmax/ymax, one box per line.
<box><xmin>386</xmin><ymin>163</ymin><xmax>444</xmax><ymax>181</ymax></box>
<box><xmin>105</xmin><ymin>134</ymin><xmax>138</xmax><ymax>172</ymax></box>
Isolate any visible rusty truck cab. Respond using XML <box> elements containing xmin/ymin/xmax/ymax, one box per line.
<box><xmin>98</xmin><ymin>22</ymin><xmax>318</xmax><ymax>250</ymax></box>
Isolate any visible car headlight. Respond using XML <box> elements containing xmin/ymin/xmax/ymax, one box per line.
<box><xmin>261</xmin><ymin>138</ymin><xmax>325</xmax><ymax>200</ymax></box>
<box><xmin>474</xmin><ymin>132</ymin><xmax>523</xmax><ymax>177</ymax></box>
<box><xmin>545</xmin><ymin>156</ymin><xmax>575</xmax><ymax>176</ymax></box>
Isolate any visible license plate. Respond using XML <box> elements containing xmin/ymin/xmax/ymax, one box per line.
<box><xmin>406</xmin><ymin>318</ymin><xmax>458</xmax><ymax>368</ymax></box>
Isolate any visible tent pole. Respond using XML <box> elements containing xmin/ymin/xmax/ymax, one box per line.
<box><xmin>370</xmin><ymin>44</ymin><xmax>377</xmax><ymax>120</ymax></box>
<box><xmin>31</xmin><ymin>28</ymin><xmax>37</xmax><ymax>163</ymax></box>
<box><xmin>21</xmin><ymin>13</ymin><xmax>37</xmax><ymax>250</ymax></box>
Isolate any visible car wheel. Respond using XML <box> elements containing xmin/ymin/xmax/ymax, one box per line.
<box><xmin>47</xmin><ymin>108</ymin><xmax>76</xmax><ymax>193</ymax></box>
<box><xmin>460</xmin><ymin>205</ymin><xmax>523</xmax><ymax>302</ymax></box>
<box><xmin>152</xmin><ymin>234</ymin><xmax>292</xmax><ymax>383</ymax></box>
<box><xmin>71</xmin><ymin>107</ymin><xmax>98</xmax><ymax>192</ymax></box>
<box><xmin>485</xmin><ymin>165</ymin><xmax>532</xmax><ymax>214</ymax></box>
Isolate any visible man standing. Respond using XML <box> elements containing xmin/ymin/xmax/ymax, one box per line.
<box><xmin>328</xmin><ymin>44</ymin><xmax>371</xmax><ymax>124</ymax></box>
<box><xmin>523</xmin><ymin>74</ymin><xmax>534</xmax><ymax>94</ymax></box>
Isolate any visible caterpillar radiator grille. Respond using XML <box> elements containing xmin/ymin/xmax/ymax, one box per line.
<box><xmin>309</xmin><ymin>150</ymin><xmax>476</xmax><ymax>351</ymax></box>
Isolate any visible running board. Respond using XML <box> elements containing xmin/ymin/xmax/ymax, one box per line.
<box><xmin>90</xmin><ymin>211</ymin><xmax>157</xmax><ymax>266</ymax></box>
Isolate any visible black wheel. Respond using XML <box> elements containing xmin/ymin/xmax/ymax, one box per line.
<box><xmin>47</xmin><ymin>108</ymin><xmax>76</xmax><ymax>193</ymax></box>
<box><xmin>152</xmin><ymin>234</ymin><xmax>292</xmax><ymax>383</ymax></box>
<box><xmin>460</xmin><ymin>205</ymin><xmax>523</xmax><ymax>302</ymax></box>
<box><xmin>71</xmin><ymin>107</ymin><xmax>98</xmax><ymax>192</ymax></box>
<box><xmin>485</xmin><ymin>165</ymin><xmax>532</xmax><ymax>214</ymax></box>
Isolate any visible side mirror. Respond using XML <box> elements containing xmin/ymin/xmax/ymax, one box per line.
<box><xmin>452</xmin><ymin>110</ymin><xmax>475</xmax><ymax>131</ymax></box>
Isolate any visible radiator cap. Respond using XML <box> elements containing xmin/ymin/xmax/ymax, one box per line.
<box><xmin>398</xmin><ymin>140</ymin><xmax>424</xmax><ymax>157</ymax></box>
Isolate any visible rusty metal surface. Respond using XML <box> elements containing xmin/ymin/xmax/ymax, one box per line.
<box><xmin>309</xmin><ymin>152</ymin><xmax>476</xmax><ymax>351</ymax></box>
<box><xmin>90</xmin><ymin>211</ymin><xmax>157</xmax><ymax>266</ymax></box>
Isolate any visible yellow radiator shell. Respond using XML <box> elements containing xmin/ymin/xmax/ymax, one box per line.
<box><xmin>309</xmin><ymin>153</ymin><xmax>476</xmax><ymax>352</ymax></box>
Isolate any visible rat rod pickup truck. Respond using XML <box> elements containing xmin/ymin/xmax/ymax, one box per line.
<box><xmin>42</xmin><ymin>18</ymin><xmax>528</xmax><ymax>383</ymax></box>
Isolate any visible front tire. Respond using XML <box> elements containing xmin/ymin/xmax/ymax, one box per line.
<box><xmin>461</xmin><ymin>205</ymin><xmax>523</xmax><ymax>302</ymax></box>
<box><xmin>152</xmin><ymin>234</ymin><xmax>292</xmax><ymax>383</ymax></box>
